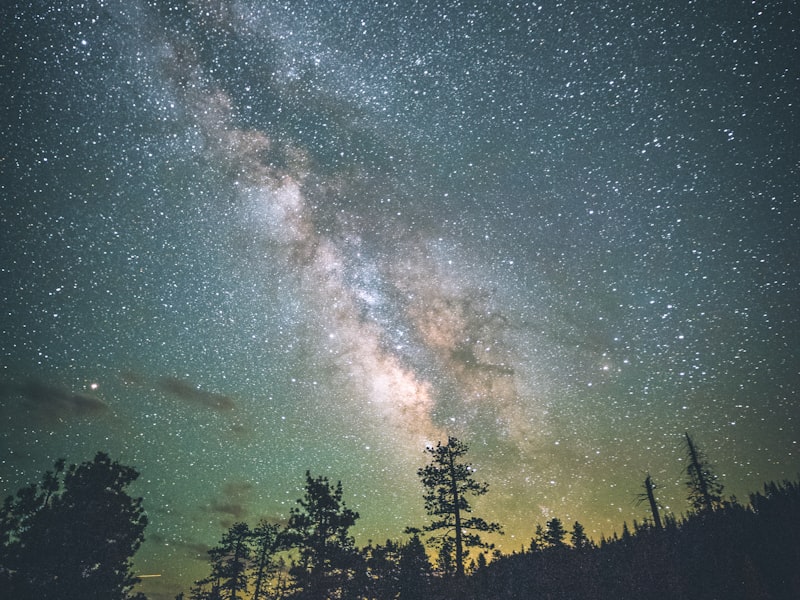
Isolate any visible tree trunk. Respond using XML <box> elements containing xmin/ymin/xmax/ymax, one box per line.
<box><xmin>644</xmin><ymin>474</ymin><xmax>662</xmax><ymax>530</ymax></box>
<box><xmin>685</xmin><ymin>432</ymin><xmax>712</xmax><ymax>511</ymax></box>
<box><xmin>446</xmin><ymin>442</ymin><xmax>464</xmax><ymax>578</ymax></box>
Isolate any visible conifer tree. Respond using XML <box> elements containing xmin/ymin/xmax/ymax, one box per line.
<box><xmin>415</xmin><ymin>436</ymin><xmax>502</xmax><ymax>577</ymax></box>
<box><xmin>397</xmin><ymin>534</ymin><xmax>432</xmax><ymax>599</ymax></box>
<box><xmin>251</xmin><ymin>521</ymin><xmax>285</xmax><ymax>600</ymax></box>
<box><xmin>684</xmin><ymin>432</ymin><xmax>724</xmax><ymax>512</ymax></box>
<box><xmin>436</xmin><ymin>537</ymin><xmax>456</xmax><ymax>576</ymax></box>
<box><xmin>207</xmin><ymin>522</ymin><xmax>252</xmax><ymax>600</ymax></box>
<box><xmin>286</xmin><ymin>471</ymin><xmax>360</xmax><ymax>599</ymax></box>
<box><xmin>544</xmin><ymin>517</ymin><xmax>567</xmax><ymax>548</ymax></box>
<box><xmin>531</xmin><ymin>523</ymin><xmax>546</xmax><ymax>552</ymax></box>
<box><xmin>0</xmin><ymin>453</ymin><xmax>147</xmax><ymax>600</ymax></box>
<box><xmin>570</xmin><ymin>521</ymin><xmax>593</xmax><ymax>550</ymax></box>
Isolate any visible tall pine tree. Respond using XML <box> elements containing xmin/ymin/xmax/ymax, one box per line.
<box><xmin>251</xmin><ymin>521</ymin><xmax>285</xmax><ymax>600</ymax></box>
<box><xmin>286</xmin><ymin>471</ymin><xmax>360</xmax><ymax>599</ymax></box>
<box><xmin>206</xmin><ymin>522</ymin><xmax>252</xmax><ymax>600</ymax></box>
<box><xmin>684</xmin><ymin>432</ymin><xmax>724</xmax><ymax>513</ymax></box>
<box><xmin>416</xmin><ymin>436</ymin><xmax>502</xmax><ymax>577</ymax></box>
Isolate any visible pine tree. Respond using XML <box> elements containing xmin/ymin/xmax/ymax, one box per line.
<box><xmin>251</xmin><ymin>521</ymin><xmax>285</xmax><ymax>600</ymax></box>
<box><xmin>0</xmin><ymin>453</ymin><xmax>147</xmax><ymax>600</ymax></box>
<box><xmin>684</xmin><ymin>432</ymin><xmax>724</xmax><ymax>513</ymax></box>
<box><xmin>531</xmin><ymin>523</ymin><xmax>547</xmax><ymax>552</ymax></box>
<box><xmin>570</xmin><ymin>521</ymin><xmax>593</xmax><ymax>550</ymax></box>
<box><xmin>286</xmin><ymin>471</ymin><xmax>360</xmax><ymax>599</ymax></box>
<box><xmin>436</xmin><ymin>537</ymin><xmax>456</xmax><ymax>576</ymax></box>
<box><xmin>207</xmin><ymin>522</ymin><xmax>252</xmax><ymax>600</ymax></box>
<box><xmin>415</xmin><ymin>436</ymin><xmax>502</xmax><ymax>577</ymax></box>
<box><xmin>397</xmin><ymin>534</ymin><xmax>432</xmax><ymax>599</ymax></box>
<box><xmin>544</xmin><ymin>517</ymin><xmax>567</xmax><ymax>548</ymax></box>
<box><xmin>362</xmin><ymin>539</ymin><xmax>402</xmax><ymax>600</ymax></box>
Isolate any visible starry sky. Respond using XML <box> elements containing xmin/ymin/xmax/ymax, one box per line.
<box><xmin>1</xmin><ymin>0</ymin><xmax>798</xmax><ymax>597</ymax></box>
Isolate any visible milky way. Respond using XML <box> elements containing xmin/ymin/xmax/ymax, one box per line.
<box><xmin>1</xmin><ymin>1</ymin><xmax>798</xmax><ymax>598</ymax></box>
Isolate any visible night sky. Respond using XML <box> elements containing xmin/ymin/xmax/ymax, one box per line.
<box><xmin>1</xmin><ymin>1</ymin><xmax>798</xmax><ymax>598</ymax></box>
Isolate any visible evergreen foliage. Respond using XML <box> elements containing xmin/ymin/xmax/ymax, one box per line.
<box><xmin>471</xmin><ymin>482</ymin><xmax>800</xmax><ymax>600</ymax></box>
<box><xmin>175</xmin><ymin>468</ymin><xmax>799</xmax><ymax>599</ymax></box>
<box><xmin>396</xmin><ymin>534</ymin><xmax>433</xmax><ymax>599</ymax></box>
<box><xmin>8</xmin><ymin>445</ymin><xmax>798</xmax><ymax>600</ymax></box>
<box><xmin>569</xmin><ymin>521</ymin><xmax>593</xmax><ymax>551</ymax></box>
<box><xmin>0</xmin><ymin>453</ymin><xmax>148</xmax><ymax>600</ymax></box>
<box><xmin>415</xmin><ymin>436</ymin><xmax>503</xmax><ymax>578</ymax></box>
<box><xmin>684</xmin><ymin>432</ymin><xmax>724</xmax><ymax>513</ymax></box>
<box><xmin>201</xmin><ymin>522</ymin><xmax>253</xmax><ymax>600</ymax></box>
<box><xmin>286</xmin><ymin>471</ymin><xmax>361</xmax><ymax>599</ymax></box>
<box><xmin>543</xmin><ymin>517</ymin><xmax>568</xmax><ymax>548</ymax></box>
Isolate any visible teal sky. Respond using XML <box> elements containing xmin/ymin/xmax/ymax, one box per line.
<box><xmin>1</xmin><ymin>1</ymin><xmax>798</xmax><ymax>598</ymax></box>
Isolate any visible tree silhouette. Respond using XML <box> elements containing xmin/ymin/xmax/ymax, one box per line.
<box><xmin>206</xmin><ymin>522</ymin><xmax>252</xmax><ymax>600</ymax></box>
<box><xmin>251</xmin><ymin>521</ymin><xmax>285</xmax><ymax>600</ymax></box>
<box><xmin>544</xmin><ymin>517</ymin><xmax>567</xmax><ymax>548</ymax></box>
<box><xmin>286</xmin><ymin>471</ymin><xmax>360</xmax><ymax>599</ymax></box>
<box><xmin>637</xmin><ymin>473</ymin><xmax>663</xmax><ymax>530</ymax></box>
<box><xmin>188</xmin><ymin>519</ymin><xmax>287</xmax><ymax>600</ymax></box>
<box><xmin>361</xmin><ymin>539</ymin><xmax>403</xmax><ymax>600</ymax></box>
<box><xmin>570</xmin><ymin>521</ymin><xmax>593</xmax><ymax>550</ymax></box>
<box><xmin>0</xmin><ymin>452</ymin><xmax>147</xmax><ymax>600</ymax></box>
<box><xmin>416</xmin><ymin>436</ymin><xmax>502</xmax><ymax>578</ymax></box>
<box><xmin>435</xmin><ymin>537</ymin><xmax>456</xmax><ymax>576</ymax></box>
<box><xmin>476</xmin><ymin>478</ymin><xmax>800</xmax><ymax>600</ymax></box>
<box><xmin>397</xmin><ymin>534</ymin><xmax>432</xmax><ymax>599</ymax></box>
<box><xmin>684</xmin><ymin>432</ymin><xmax>724</xmax><ymax>513</ymax></box>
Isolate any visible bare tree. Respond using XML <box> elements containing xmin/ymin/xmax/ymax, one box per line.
<box><xmin>637</xmin><ymin>473</ymin><xmax>663</xmax><ymax>530</ymax></box>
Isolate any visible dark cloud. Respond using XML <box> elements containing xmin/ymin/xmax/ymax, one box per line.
<box><xmin>209</xmin><ymin>480</ymin><xmax>255</xmax><ymax>524</ymax></box>
<box><xmin>209</xmin><ymin>500</ymin><xmax>248</xmax><ymax>519</ymax></box>
<box><xmin>222</xmin><ymin>480</ymin><xmax>255</xmax><ymax>496</ymax></box>
<box><xmin>159</xmin><ymin>377</ymin><xmax>235</xmax><ymax>411</ymax></box>
<box><xmin>180</xmin><ymin>540</ymin><xmax>214</xmax><ymax>561</ymax></box>
<box><xmin>0</xmin><ymin>379</ymin><xmax>108</xmax><ymax>422</ymax></box>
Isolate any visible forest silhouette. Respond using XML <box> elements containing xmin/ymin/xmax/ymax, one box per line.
<box><xmin>2</xmin><ymin>435</ymin><xmax>799</xmax><ymax>600</ymax></box>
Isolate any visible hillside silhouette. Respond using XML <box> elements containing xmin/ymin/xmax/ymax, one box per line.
<box><xmin>2</xmin><ymin>437</ymin><xmax>799</xmax><ymax>599</ymax></box>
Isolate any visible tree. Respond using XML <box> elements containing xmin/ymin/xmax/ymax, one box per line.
<box><xmin>207</xmin><ymin>522</ymin><xmax>252</xmax><ymax>600</ymax></box>
<box><xmin>189</xmin><ymin>581</ymin><xmax>223</xmax><ymax>600</ymax></box>
<box><xmin>531</xmin><ymin>523</ymin><xmax>546</xmax><ymax>552</ymax></box>
<box><xmin>570</xmin><ymin>520</ymin><xmax>593</xmax><ymax>550</ymax></box>
<box><xmin>397</xmin><ymin>534</ymin><xmax>432</xmax><ymax>599</ymax></box>
<box><xmin>0</xmin><ymin>452</ymin><xmax>148</xmax><ymax>600</ymax></box>
<box><xmin>543</xmin><ymin>517</ymin><xmax>567</xmax><ymax>548</ymax></box>
<box><xmin>362</xmin><ymin>539</ymin><xmax>402</xmax><ymax>600</ymax></box>
<box><xmin>435</xmin><ymin>537</ymin><xmax>456</xmax><ymax>576</ymax></box>
<box><xmin>188</xmin><ymin>519</ymin><xmax>287</xmax><ymax>600</ymax></box>
<box><xmin>286</xmin><ymin>471</ymin><xmax>360</xmax><ymax>599</ymax></box>
<box><xmin>637</xmin><ymin>473</ymin><xmax>663</xmax><ymax>530</ymax></box>
<box><xmin>251</xmin><ymin>521</ymin><xmax>285</xmax><ymax>600</ymax></box>
<box><xmin>415</xmin><ymin>436</ymin><xmax>502</xmax><ymax>578</ymax></box>
<box><xmin>684</xmin><ymin>432</ymin><xmax>724</xmax><ymax>513</ymax></box>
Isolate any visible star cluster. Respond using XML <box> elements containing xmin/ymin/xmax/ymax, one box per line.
<box><xmin>1</xmin><ymin>1</ymin><xmax>798</xmax><ymax>598</ymax></box>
